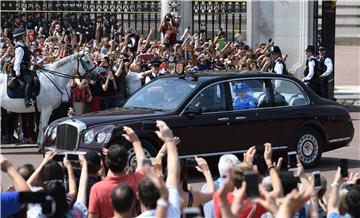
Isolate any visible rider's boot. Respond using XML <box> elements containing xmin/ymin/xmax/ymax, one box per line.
<box><xmin>24</xmin><ymin>80</ymin><xmax>33</xmax><ymax>108</ymax></box>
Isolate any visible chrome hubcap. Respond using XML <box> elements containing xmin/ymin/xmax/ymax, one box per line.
<box><xmin>297</xmin><ymin>134</ymin><xmax>318</xmax><ymax>164</ymax></box>
<box><xmin>126</xmin><ymin>148</ymin><xmax>152</xmax><ymax>172</ymax></box>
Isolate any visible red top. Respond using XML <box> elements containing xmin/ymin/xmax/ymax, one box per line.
<box><xmin>88</xmin><ymin>171</ymin><xmax>144</xmax><ymax>218</ymax></box>
<box><xmin>213</xmin><ymin>192</ymin><xmax>267</xmax><ymax>218</ymax></box>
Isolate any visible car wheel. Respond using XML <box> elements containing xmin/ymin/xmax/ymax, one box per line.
<box><xmin>124</xmin><ymin>139</ymin><xmax>157</xmax><ymax>172</ymax></box>
<box><xmin>296</xmin><ymin>127</ymin><xmax>323</xmax><ymax>168</ymax></box>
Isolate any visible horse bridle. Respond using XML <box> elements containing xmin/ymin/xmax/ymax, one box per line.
<box><xmin>38</xmin><ymin>53</ymin><xmax>97</xmax><ymax>95</ymax></box>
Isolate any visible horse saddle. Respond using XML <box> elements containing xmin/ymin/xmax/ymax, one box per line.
<box><xmin>7</xmin><ymin>72</ymin><xmax>40</xmax><ymax>99</ymax></box>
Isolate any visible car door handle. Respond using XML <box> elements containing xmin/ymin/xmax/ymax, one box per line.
<box><xmin>235</xmin><ymin>116</ymin><xmax>247</xmax><ymax>120</ymax></box>
<box><xmin>218</xmin><ymin>117</ymin><xmax>229</xmax><ymax>121</ymax></box>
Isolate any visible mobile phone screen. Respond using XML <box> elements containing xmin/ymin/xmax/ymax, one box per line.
<box><xmin>53</xmin><ymin>154</ymin><xmax>65</xmax><ymax>162</ymax></box>
<box><xmin>245</xmin><ymin>172</ymin><xmax>259</xmax><ymax>200</ymax></box>
<box><xmin>313</xmin><ymin>171</ymin><xmax>321</xmax><ymax>189</ymax></box>
<box><xmin>287</xmin><ymin>151</ymin><xmax>297</xmax><ymax>170</ymax></box>
<box><xmin>340</xmin><ymin>159</ymin><xmax>348</xmax><ymax>177</ymax></box>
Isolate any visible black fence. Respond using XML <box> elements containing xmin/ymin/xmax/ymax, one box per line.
<box><xmin>1</xmin><ymin>0</ymin><xmax>246</xmax><ymax>41</ymax></box>
<box><xmin>192</xmin><ymin>0</ymin><xmax>247</xmax><ymax>41</ymax></box>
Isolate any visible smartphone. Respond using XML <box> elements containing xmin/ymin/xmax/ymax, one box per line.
<box><xmin>287</xmin><ymin>151</ymin><xmax>297</xmax><ymax>170</ymax></box>
<box><xmin>141</xmin><ymin>121</ymin><xmax>157</xmax><ymax>131</ymax></box>
<box><xmin>66</xmin><ymin>153</ymin><xmax>78</xmax><ymax>161</ymax></box>
<box><xmin>340</xmin><ymin>159</ymin><xmax>348</xmax><ymax>178</ymax></box>
<box><xmin>186</xmin><ymin>158</ymin><xmax>197</xmax><ymax>168</ymax></box>
<box><xmin>53</xmin><ymin>154</ymin><xmax>65</xmax><ymax>162</ymax></box>
<box><xmin>254</xmin><ymin>144</ymin><xmax>267</xmax><ymax>175</ymax></box>
<box><xmin>182</xmin><ymin>207</ymin><xmax>201</xmax><ymax>218</ymax></box>
<box><xmin>313</xmin><ymin>171</ymin><xmax>322</xmax><ymax>190</ymax></box>
<box><xmin>245</xmin><ymin>172</ymin><xmax>259</xmax><ymax>200</ymax></box>
<box><xmin>19</xmin><ymin>192</ymin><xmax>56</xmax><ymax>216</ymax></box>
<box><xmin>141</xmin><ymin>158</ymin><xmax>152</xmax><ymax>167</ymax></box>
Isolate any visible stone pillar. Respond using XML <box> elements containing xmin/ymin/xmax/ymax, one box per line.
<box><xmin>247</xmin><ymin>1</ymin><xmax>315</xmax><ymax>77</ymax></box>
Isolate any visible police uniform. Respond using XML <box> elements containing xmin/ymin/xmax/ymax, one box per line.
<box><xmin>304</xmin><ymin>45</ymin><xmax>319</xmax><ymax>94</ymax></box>
<box><xmin>13</xmin><ymin>27</ymin><xmax>33</xmax><ymax>108</ymax></box>
<box><xmin>270</xmin><ymin>46</ymin><xmax>288</xmax><ymax>75</ymax></box>
<box><xmin>317</xmin><ymin>46</ymin><xmax>333</xmax><ymax>98</ymax></box>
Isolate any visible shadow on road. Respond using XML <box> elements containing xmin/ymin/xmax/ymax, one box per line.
<box><xmin>305</xmin><ymin>157</ymin><xmax>360</xmax><ymax>173</ymax></box>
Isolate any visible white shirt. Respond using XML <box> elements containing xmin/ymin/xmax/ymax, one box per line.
<box><xmin>136</xmin><ymin>188</ymin><xmax>181</xmax><ymax>218</ymax></box>
<box><xmin>320</xmin><ymin>56</ymin><xmax>333</xmax><ymax>77</ymax></box>
<box><xmin>14</xmin><ymin>42</ymin><xmax>25</xmax><ymax>77</ymax></box>
<box><xmin>126</xmin><ymin>71</ymin><xmax>143</xmax><ymax>96</ymax></box>
<box><xmin>304</xmin><ymin>56</ymin><xmax>316</xmax><ymax>81</ymax></box>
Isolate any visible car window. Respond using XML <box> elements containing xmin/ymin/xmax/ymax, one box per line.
<box><xmin>272</xmin><ymin>79</ymin><xmax>310</xmax><ymax>106</ymax></box>
<box><xmin>188</xmin><ymin>83</ymin><xmax>226</xmax><ymax>113</ymax></box>
<box><xmin>229</xmin><ymin>79</ymin><xmax>264</xmax><ymax>110</ymax></box>
<box><xmin>125</xmin><ymin>78</ymin><xmax>199</xmax><ymax>111</ymax></box>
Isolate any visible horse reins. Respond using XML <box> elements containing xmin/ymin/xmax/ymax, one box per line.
<box><xmin>37</xmin><ymin>53</ymin><xmax>96</xmax><ymax>98</ymax></box>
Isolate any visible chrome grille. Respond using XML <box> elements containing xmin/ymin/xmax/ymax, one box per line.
<box><xmin>55</xmin><ymin>123</ymin><xmax>79</xmax><ymax>151</ymax></box>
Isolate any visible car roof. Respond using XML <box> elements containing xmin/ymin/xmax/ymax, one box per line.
<box><xmin>165</xmin><ymin>71</ymin><xmax>296</xmax><ymax>83</ymax></box>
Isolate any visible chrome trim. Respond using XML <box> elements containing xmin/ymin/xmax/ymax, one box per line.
<box><xmin>180</xmin><ymin>76</ymin><xmax>311</xmax><ymax>116</ymax></box>
<box><xmin>56</xmin><ymin>119</ymin><xmax>87</xmax><ymax>150</ymax></box>
<box><xmin>45</xmin><ymin>146</ymin><xmax>86</xmax><ymax>154</ymax></box>
<box><xmin>329</xmin><ymin>137</ymin><xmax>351</xmax><ymax>143</ymax></box>
<box><xmin>179</xmin><ymin>146</ymin><xmax>288</xmax><ymax>158</ymax></box>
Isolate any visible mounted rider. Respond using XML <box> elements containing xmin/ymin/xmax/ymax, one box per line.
<box><xmin>13</xmin><ymin>27</ymin><xmax>34</xmax><ymax>108</ymax></box>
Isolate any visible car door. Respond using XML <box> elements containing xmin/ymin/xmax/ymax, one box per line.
<box><xmin>226</xmin><ymin>79</ymin><xmax>283</xmax><ymax>153</ymax></box>
<box><xmin>162</xmin><ymin>82</ymin><xmax>234</xmax><ymax>157</ymax></box>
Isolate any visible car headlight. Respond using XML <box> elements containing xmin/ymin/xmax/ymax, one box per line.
<box><xmin>83</xmin><ymin>130</ymin><xmax>94</xmax><ymax>144</ymax></box>
<box><xmin>96</xmin><ymin>132</ymin><xmax>106</xmax><ymax>143</ymax></box>
<box><xmin>51</xmin><ymin>127</ymin><xmax>57</xmax><ymax>140</ymax></box>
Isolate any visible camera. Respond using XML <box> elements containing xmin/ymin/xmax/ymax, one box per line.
<box><xmin>339</xmin><ymin>159</ymin><xmax>348</xmax><ymax>177</ymax></box>
<box><xmin>313</xmin><ymin>171</ymin><xmax>322</xmax><ymax>190</ymax></box>
<box><xmin>19</xmin><ymin>192</ymin><xmax>56</xmax><ymax>216</ymax></box>
<box><xmin>287</xmin><ymin>151</ymin><xmax>297</xmax><ymax>171</ymax></box>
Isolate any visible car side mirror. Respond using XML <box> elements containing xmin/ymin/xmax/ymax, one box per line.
<box><xmin>185</xmin><ymin>105</ymin><xmax>202</xmax><ymax>115</ymax></box>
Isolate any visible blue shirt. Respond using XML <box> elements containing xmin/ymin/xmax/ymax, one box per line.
<box><xmin>1</xmin><ymin>192</ymin><xmax>21</xmax><ymax>218</ymax></box>
<box><xmin>233</xmin><ymin>95</ymin><xmax>257</xmax><ymax>110</ymax></box>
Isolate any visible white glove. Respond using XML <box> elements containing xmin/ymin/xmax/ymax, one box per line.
<box><xmin>15</xmin><ymin>70</ymin><xmax>21</xmax><ymax>77</ymax></box>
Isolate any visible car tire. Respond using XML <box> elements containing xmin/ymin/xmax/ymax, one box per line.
<box><xmin>109</xmin><ymin>139</ymin><xmax>157</xmax><ymax>172</ymax></box>
<box><xmin>295</xmin><ymin>127</ymin><xmax>323</xmax><ymax>168</ymax></box>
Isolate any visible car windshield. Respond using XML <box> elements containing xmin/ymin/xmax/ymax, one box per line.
<box><xmin>124</xmin><ymin>78</ymin><xmax>199</xmax><ymax>111</ymax></box>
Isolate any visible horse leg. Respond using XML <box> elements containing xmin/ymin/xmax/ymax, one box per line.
<box><xmin>37</xmin><ymin>108</ymin><xmax>51</xmax><ymax>146</ymax></box>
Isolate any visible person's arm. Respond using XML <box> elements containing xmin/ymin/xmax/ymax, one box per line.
<box><xmin>76</xmin><ymin>154</ymin><xmax>88</xmax><ymax>205</ymax></box>
<box><xmin>192</xmin><ymin>157</ymin><xmax>215</xmax><ymax>205</ymax></box>
<box><xmin>155</xmin><ymin>121</ymin><xmax>179</xmax><ymax>189</ymax></box>
<box><xmin>304</xmin><ymin>59</ymin><xmax>315</xmax><ymax>81</ymax></box>
<box><xmin>243</xmin><ymin>145</ymin><xmax>256</xmax><ymax>165</ymax></box>
<box><xmin>264</xmin><ymin>143</ymin><xmax>283</xmax><ymax>198</ymax></box>
<box><xmin>14</xmin><ymin>46</ymin><xmax>24</xmax><ymax>77</ymax></box>
<box><xmin>115</xmin><ymin>61</ymin><xmax>125</xmax><ymax>77</ymax></box>
<box><xmin>122</xmin><ymin>126</ymin><xmax>145</xmax><ymax>172</ymax></box>
<box><xmin>309</xmin><ymin>195</ymin><xmax>319</xmax><ymax>218</ymax></box>
<box><xmin>63</xmin><ymin>158</ymin><xmax>77</xmax><ymax>201</ymax></box>
<box><xmin>320</xmin><ymin>58</ymin><xmax>333</xmax><ymax>77</ymax></box>
<box><xmin>0</xmin><ymin>154</ymin><xmax>30</xmax><ymax>191</ymax></box>
<box><xmin>27</xmin><ymin>152</ymin><xmax>56</xmax><ymax>187</ymax></box>
<box><xmin>327</xmin><ymin>167</ymin><xmax>343</xmax><ymax>214</ymax></box>
<box><xmin>102</xmin><ymin>75</ymin><xmax>110</xmax><ymax>92</ymax></box>
<box><xmin>217</xmin><ymin>178</ymin><xmax>237</xmax><ymax>218</ymax></box>
<box><xmin>95</xmin><ymin>23</ymin><xmax>101</xmax><ymax>44</ymax></box>
<box><xmin>145</xmin><ymin>28</ymin><xmax>154</xmax><ymax>47</ymax></box>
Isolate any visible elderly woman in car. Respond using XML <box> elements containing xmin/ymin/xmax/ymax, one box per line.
<box><xmin>232</xmin><ymin>83</ymin><xmax>258</xmax><ymax>110</ymax></box>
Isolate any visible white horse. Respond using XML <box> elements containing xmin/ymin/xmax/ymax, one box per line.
<box><xmin>0</xmin><ymin>51</ymin><xmax>99</xmax><ymax>145</ymax></box>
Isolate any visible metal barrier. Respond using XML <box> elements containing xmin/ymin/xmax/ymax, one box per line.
<box><xmin>1</xmin><ymin>0</ymin><xmax>246</xmax><ymax>41</ymax></box>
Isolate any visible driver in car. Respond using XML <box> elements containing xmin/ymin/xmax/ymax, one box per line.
<box><xmin>232</xmin><ymin>83</ymin><xmax>258</xmax><ymax>110</ymax></box>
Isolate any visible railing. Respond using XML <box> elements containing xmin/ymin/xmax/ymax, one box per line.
<box><xmin>192</xmin><ymin>0</ymin><xmax>247</xmax><ymax>41</ymax></box>
<box><xmin>1</xmin><ymin>0</ymin><xmax>247</xmax><ymax>41</ymax></box>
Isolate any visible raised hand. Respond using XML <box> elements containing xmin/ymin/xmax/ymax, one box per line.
<box><xmin>122</xmin><ymin>126</ymin><xmax>140</xmax><ymax>144</ymax></box>
<box><xmin>155</xmin><ymin>120</ymin><xmax>174</xmax><ymax>142</ymax></box>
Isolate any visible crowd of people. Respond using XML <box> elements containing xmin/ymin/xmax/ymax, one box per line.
<box><xmin>0</xmin><ymin>13</ymin><xmax>333</xmax><ymax>144</ymax></box>
<box><xmin>1</xmin><ymin>120</ymin><xmax>359</xmax><ymax>218</ymax></box>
